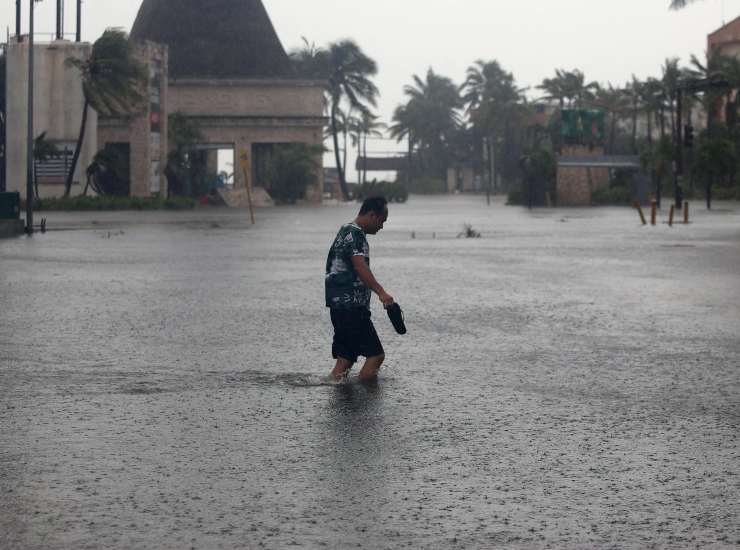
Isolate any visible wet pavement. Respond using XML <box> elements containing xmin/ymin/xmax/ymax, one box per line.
<box><xmin>1</xmin><ymin>195</ymin><xmax>739</xmax><ymax>549</ymax></box>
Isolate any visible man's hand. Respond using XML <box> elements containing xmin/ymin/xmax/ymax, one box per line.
<box><xmin>378</xmin><ymin>291</ymin><xmax>395</xmax><ymax>308</ymax></box>
<box><xmin>351</xmin><ymin>255</ymin><xmax>394</xmax><ymax>307</ymax></box>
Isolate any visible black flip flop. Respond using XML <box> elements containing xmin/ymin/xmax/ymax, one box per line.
<box><xmin>386</xmin><ymin>303</ymin><xmax>407</xmax><ymax>335</ymax></box>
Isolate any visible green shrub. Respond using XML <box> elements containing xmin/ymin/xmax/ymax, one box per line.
<box><xmin>33</xmin><ymin>195</ymin><xmax>195</xmax><ymax>211</ymax></box>
<box><xmin>712</xmin><ymin>186</ymin><xmax>740</xmax><ymax>201</ymax></box>
<box><xmin>506</xmin><ymin>185</ymin><xmax>524</xmax><ymax>206</ymax></box>
<box><xmin>591</xmin><ymin>185</ymin><xmax>632</xmax><ymax>206</ymax></box>
<box><xmin>265</xmin><ymin>143</ymin><xmax>323</xmax><ymax>204</ymax></box>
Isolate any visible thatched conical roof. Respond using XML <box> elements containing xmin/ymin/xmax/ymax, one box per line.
<box><xmin>130</xmin><ymin>0</ymin><xmax>295</xmax><ymax>79</ymax></box>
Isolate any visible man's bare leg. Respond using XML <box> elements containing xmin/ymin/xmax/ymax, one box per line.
<box><xmin>330</xmin><ymin>357</ymin><xmax>354</xmax><ymax>381</ymax></box>
<box><xmin>358</xmin><ymin>354</ymin><xmax>385</xmax><ymax>382</ymax></box>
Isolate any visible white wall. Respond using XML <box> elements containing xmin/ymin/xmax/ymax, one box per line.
<box><xmin>5</xmin><ymin>39</ymin><xmax>97</xmax><ymax>199</ymax></box>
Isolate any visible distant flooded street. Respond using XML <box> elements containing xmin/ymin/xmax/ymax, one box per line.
<box><xmin>1</xmin><ymin>196</ymin><xmax>739</xmax><ymax>548</ymax></box>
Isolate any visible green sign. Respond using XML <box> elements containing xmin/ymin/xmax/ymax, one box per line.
<box><xmin>561</xmin><ymin>109</ymin><xmax>605</xmax><ymax>145</ymax></box>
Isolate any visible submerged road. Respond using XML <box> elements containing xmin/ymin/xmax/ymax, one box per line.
<box><xmin>1</xmin><ymin>196</ymin><xmax>739</xmax><ymax>549</ymax></box>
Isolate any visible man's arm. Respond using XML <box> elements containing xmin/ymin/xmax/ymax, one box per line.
<box><xmin>351</xmin><ymin>255</ymin><xmax>394</xmax><ymax>307</ymax></box>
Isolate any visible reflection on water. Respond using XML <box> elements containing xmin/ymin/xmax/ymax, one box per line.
<box><xmin>318</xmin><ymin>379</ymin><xmax>392</xmax><ymax>516</ymax></box>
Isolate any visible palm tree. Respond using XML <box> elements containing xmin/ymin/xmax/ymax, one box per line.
<box><xmin>64</xmin><ymin>30</ymin><xmax>146</xmax><ymax>197</ymax></box>
<box><xmin>641</xmin><ymin>78</ymin><xmax>665</xmax><ymax>144</ymax></box>
<box><xmin>594</xmin><ymin>84</ymin><xmax>630</xmax><ymax>153</ymax></box>
<box><xmin>462</xmin><ymin>60</ymin><xmax>524</xmax><ymax>194</ymax></box>
<box><xmin>334</xmin><ymin>106</ymin><xmax>361</xmax><ymax>184</ymax></box>
<box><xmin>662</xmin><ymin>58</ymin><xmax>682</xmax><ymax>140</ymax></box>
<box><xmin>563</xmin><ymin>69</ymin><xmax>600</xmax><ymax>108</ymax></box>
<box><xmin>689</xmin><ymin>50</ymin><xmax>730</xmax><ymax>126</ymax></box>
<box><xmin>538</xmin><ymin>69</ymin><xmax>598</xmax><ymax>154</ymax></box>
<box><xmin>326</xmin><ymin>40</ymin><xmax>379</xmax><ymax>200</ymax></box>
<box><xmin>394</xmin><ymin>68</ymin><xmax>463</xmax><ymax>180</ymax></box>
<box><xmin>358</xmin><ymin>111</ymin><xmax>385</xmax><ymax>184</ymax></box>
<box><xmin>388</xmin><ymin>103</ymin><xmax>419</xmax><ymax>182</ymax></box>
<box><xmin>290</xmin><ymin>37</ymin><xmax>328</xmax><ymax>80</ymax></box>
<box><xmin>538</xmin><ymin>72</ymin><xmax>567</xmax><ymax>110</ymax></box>
<box><xmin>33</xmin><ymin>132</ymin><xmax>60</xmax><ymax>199</ymax></box>
<box><xmin>539</xmin><ymin>69</ymin><xmax>598</xmax><ymax>109</ymax></box>
<box><xmin>628</xmin><ymin>76</ymin><xmax>644</xmax><ymax>153</ymax></box>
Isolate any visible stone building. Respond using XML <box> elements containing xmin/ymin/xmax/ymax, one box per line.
<box><xmin>100</xmin><ymin>0</ymin><xmax>327</xmax><ymax>203</ymax></box>
<box><xmin>708</xmin><ymin>15</ymin><xmax>740</xmax><ymax>58</ymax></box>
<box><xmin>97</xmin><ymin>41</ymin><xmax>168</xmax><ymax>198</ymax></box>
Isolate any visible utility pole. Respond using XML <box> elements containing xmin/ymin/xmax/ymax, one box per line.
<box><xmin>16</xmin><ymin>0</ymin><xmax>22</xmax><ymax>38</ymax></box>
<box><xmin>673</xmin><ymin>88</ymin><xmax>684</xmax><ymax>209</ymax></box>
<box><xmin>483</xmin><ymin>137</ymin><xmax>492</xmax><ymax>206</ymax></box>
<box><xmin>407</xmin><ymin>135</ymin><xmax>412</xmax><ymax>189</ymax></box>
<box><xmin>76</xmin><ymin>0</ymin><xmax>82</xmax><ymax>42</ymax></box>
<box><xmin>26</xmin><ymin>0</ymin><xmax>36</xmax><ymax>234</ymax></box>
<box><xmin>56</xmin><ymin>0</ymin><xmax>64</xmax><ymax>40</ymax></box>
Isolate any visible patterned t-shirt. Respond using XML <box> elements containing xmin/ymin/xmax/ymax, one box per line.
<box><xmin>325</xmin><ymin>222</ymin><xmax>371</xmax><ymax>309</ymax></box>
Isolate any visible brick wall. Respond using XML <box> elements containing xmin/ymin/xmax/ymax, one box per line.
<box><xmin>556</xmin><ymin>146</ymin><xmax>610</xmax><ymax>206</ymax></box>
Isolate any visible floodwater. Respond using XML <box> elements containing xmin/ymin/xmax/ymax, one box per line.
<box><xmin>1</xmin><ymin>195</ymin><xmax>739</xmax><ymax>549</ymax></box>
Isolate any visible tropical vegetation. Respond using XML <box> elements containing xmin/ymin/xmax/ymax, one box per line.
<box><xmin>291</xmin><ymin>38</ymin><xmax>379</xmax><ymax>200</ymax></box>
<box><xmin>65</xmin><ymin>30</ymin><xmax>147</xmax><ymax>198</ymax></box>
<box><xmin>265</xmin><ymin>143</ymin><xmax>324</xmax><ymax>204</ymax></box>
<box><xmin>294</xmin><ymin>28</ymin><xmax>740</xmax><ymax>207</ymax></box>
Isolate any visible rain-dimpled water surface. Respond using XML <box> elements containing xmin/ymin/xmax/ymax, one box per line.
<box><xmin>1</xmin><ymin>196</ymin><xmax>739</xmax><ymax>549</ymax></box>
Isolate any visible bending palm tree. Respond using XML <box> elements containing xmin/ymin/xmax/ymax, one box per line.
<box><xmin>396</xmin><ymin>68</ymin><xmax>463</xmax><ymax>180</ymax></box>
<box><xmin>65</xmin><ymin>30</ymin><xmax>146</xmax><ymax>197</ymax></box>
<box><xmin>538</xmin><ymin>69</ymin><xmax>598</xmax><ymax>109</ymax></box>
<box><xmin>326</xmin><ymin>40</ymin><xmax>378</xmax><ymax>200</ymax></box>
<box><xmin>462</xmin><ymin>60</ymin><xmax>524</xmax><ymax>196</ymax></box>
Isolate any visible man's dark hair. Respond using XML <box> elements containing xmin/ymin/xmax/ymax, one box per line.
<box><xmin>359</xmin><ymin>196</ymin><xmax>388</xmax><ymax>216</ymax></box>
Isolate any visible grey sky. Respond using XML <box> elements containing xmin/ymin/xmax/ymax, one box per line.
<box><xmin>3</xmin><ymin>0</ymin><xmax>737</xmax><ymax>161</ymax></box>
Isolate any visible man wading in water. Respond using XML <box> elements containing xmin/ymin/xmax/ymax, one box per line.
<box><xmin>326</xmin><ymin>197</ymin><xmax>394</xmax><ymax>382</ymax></box>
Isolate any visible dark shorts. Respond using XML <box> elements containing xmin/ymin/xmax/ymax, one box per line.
<box><xmin>330</xmin><ymin>307</ymin><xmax>384</xmax><ymax>364</ymax></box>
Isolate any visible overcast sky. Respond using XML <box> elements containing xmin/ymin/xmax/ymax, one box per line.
<box><xmin>3</xmin><ymin>0</ymin><xmax>738</xmax><ymax>161</ymax></box>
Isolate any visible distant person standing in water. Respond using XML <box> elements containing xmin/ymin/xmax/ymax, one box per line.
<box><xmin>325</xmin><ymin>197</ymin><xmax>394</xmax><ymax>382</ymax></box>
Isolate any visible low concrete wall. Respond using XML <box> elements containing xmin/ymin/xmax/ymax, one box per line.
<box><xmin>0</xmin><ymin>220</ymin><xmax>25</xmax><ymax>238</ymax></box>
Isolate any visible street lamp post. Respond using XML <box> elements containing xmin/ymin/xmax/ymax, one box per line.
<box><xmin>56</xmin><ymin>0</ymin><xmax>64</xmax><ymax>40</ymax></box>
<box><xmin>16</xmin><ymin>0</ymin><xmax>22</xmax><ymax>38</ymax></box>
<box><xmin>76</xmin><ymin>0</ymin><xmax>82</xmax><ymax>42</ymax></box>
<box><xmin>26</xmin><ymin>0</ymin><xmax>35</xmax><ymax>233</ymax></box>
<box><xmin>673</xmin><ymin>88</ymin><xmax>684</xmax><ymax>209</ymax></box>
<box><xmin>26</xmin><ymin>0</ymin><xmax>43</xmax><ymax>234</ymax></box>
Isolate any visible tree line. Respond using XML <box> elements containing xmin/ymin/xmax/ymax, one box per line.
<box><xmin>292</xmin><ymin>32</ymin><xmax>740</xmax><ymax>206</ymax></box>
